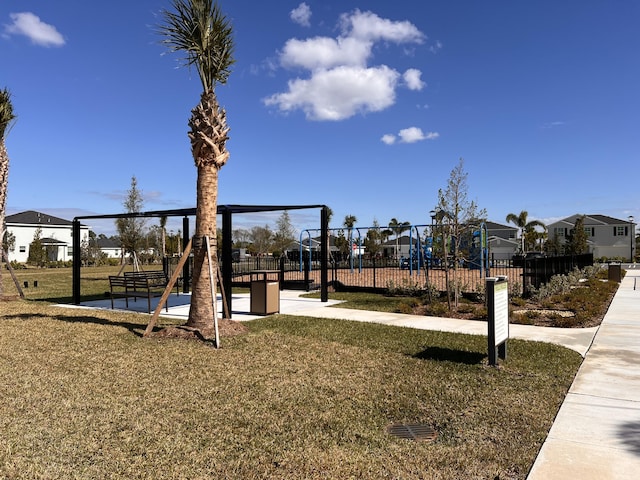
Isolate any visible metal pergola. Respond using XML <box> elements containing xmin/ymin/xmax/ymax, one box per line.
<box><xmin>72</xmin><ymin>204</ymin><xmax>329</xmax><ymax>316</ymax></box>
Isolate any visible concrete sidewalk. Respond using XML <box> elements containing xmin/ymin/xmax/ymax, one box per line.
<box><xmin>79</xmin><ymin>289</ymin><xmax>597</xmax><ymax>356</ymax></box>
<box><xmin>527</xmin><ymin>267</ymin><xmax>640</xmax><ymax>479</ymax></box>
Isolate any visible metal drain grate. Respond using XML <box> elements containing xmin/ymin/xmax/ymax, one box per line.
<box><xmin>387</xmin><ymin>423</ymin><xmax>437</xmax><ymax>442</ymax></box>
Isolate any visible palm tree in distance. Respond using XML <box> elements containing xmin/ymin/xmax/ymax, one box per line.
<box><xmin>158</xmin><ymin>0</ymin><xmax>234</xmax><ymax>335</ymax></box>
<box><xmin>388</xmin><ymin>218</ymin><xmax>411</xmax><ymax>260</ymax></box>
<box><xmin>0</xmin><ymin>88</ymin><xmax>16</xmax><ymax>297</ymax></box>
<box><xmin>343</xmin><ymin>214</ymin><xmax>357</xmax><ymax>261</ymax></box>
<box><xmin>506</xmin><ymin>210</ymin><xmax>545</xmax><ymax>253</ymax></box>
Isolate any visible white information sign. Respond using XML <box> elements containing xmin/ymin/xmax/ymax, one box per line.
<box><xmin>492</xmin><ymin>281</ymin><xmax>509</xmax><ymax>345</ymax></box>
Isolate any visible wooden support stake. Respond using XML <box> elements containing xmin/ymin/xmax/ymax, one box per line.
<box><xmin>204</xmin><ymin>236</ymin><xmax>220</xmax><ymax>349</ymax></box>
<box><xmin>217</xmin><ymin>263</ymin><xmax>230</xmax><ymax>319</ymax></box>
<box><xmin>144</xmin><ymin>238</ymin><xmax>192</xmax><ymax>337</ymax></box>
<box><xmin>1</xmin><ymin>248</ymin><xmax>25</xmax><ymax>298</ymax></box>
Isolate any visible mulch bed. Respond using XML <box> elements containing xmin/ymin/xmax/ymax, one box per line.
<box><xmin>148</xmin><ymin>318</ymin><xmax>249</xmax><ymax>343</ymax></box>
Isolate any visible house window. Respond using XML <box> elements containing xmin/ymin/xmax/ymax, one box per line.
<box><xmin>555</xmin><ymin>228</ymin><xmax>565</xmax><ymax>238</ymax></box>
<box><xmin>19</xmin><ymin>246</ymin><xmax>26</xmax><ymax>253</ymax></box>
<box><xmin>614</xmin><ymin>226</ymin><xmax>627</xmax><ymax>236</ymax></box>
<box><xmin>584</xmin><ymin>227</ymin><xmax>594</xmax><ymax>237</ymax></box>
<box><xmin>68</xmin><ymin>248</ymin><xmax>73</xmax><ymax>256</ymax></box>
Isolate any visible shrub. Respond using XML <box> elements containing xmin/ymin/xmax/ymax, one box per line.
<box><xmin>530</xmin><ymin>265</ymin><xmax>604</xmax><ymax>302</ymax></box>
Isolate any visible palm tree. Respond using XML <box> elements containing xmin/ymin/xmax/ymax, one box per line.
<box><xmin>388</xmin><ymin>218</ymin><xmax>411</xmax><ymax>260</ymax></box>
<box><xmin>343</xmin><ymin>214</ymin><xmax>357</xmax><ymax>261</ymax></box>
<box><xmin>505</xmin><ymin>210</ymin><xmax>545</xmax><ymax>253</ymax></box>
<box><xmin>158</xmin><ymin>0</ymin><xmax>234</xmax><ymax>335</ymax></box>
<box><xmin>0</xmin><ymin>88</ymin><xmax>16</xmax><ymax>297</ymax></box>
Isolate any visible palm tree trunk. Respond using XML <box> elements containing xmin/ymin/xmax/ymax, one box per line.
<box><xmin>0</xmin><ymin>141</ymin><xmax>9</xmax><ymax>297</ymax></box>
<box><xmin>187</xmin><ymin>163</ymin><xmax>218</xmax><ymax>335</ymax></box>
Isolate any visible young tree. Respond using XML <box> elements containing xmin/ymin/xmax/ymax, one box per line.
<box><xmin>364</xmin><ymin>219</ymin><xmax>383</xmax><ymax>258</ymax></box>
<box><xmin>27</xmin><ymin>227</ymin><xmax>46</xmax><ymax>266</ymax></box>
<box><xmin>436</xmin><ymin>158</ymin><xmax>486</xmax><ymax>309</ymax></box>
<box><xmin>0</xmin><ymin>88</ymin><xmax>16</xmax><ymax>296</ymax></box>
<box><xmin>81</xmin><ymin>231</ymin><xmax>103</xmax><ymax>267</ymax></box>
<box><xmin>272</xmin><ymin>211</ymin><xmax>296</xmax><ymax>256</ymax></box>
<box><xmin>159</xmin><ymin>0</ymin><xmax>235</xmax><ymax>335</ymax></box>
<box><xmin>249</xmin><ymin>225</ymin><xmax>273</xmax><ymax>256</ymax></box>
<box><xmin>545</xmin><ymin>233</ymin><xmax>562</xmax><ymax>256</ymax></box>
<box><xmin>2</xmin><ymin>230</ymin><xmax>15</xmax><ymax>255</ymax></box>
<box><xmin>232</xmin><ymin>228</ymin><xmax>251</xmax><ymax>248</ymax></box>
<box><xmin>334</xmin><ymin>229</ymin><xmax>349</xmax><ymax>261</ymax></box>
<box><xmin>115</xmin><ymin>176</ymin><xmax>146</xmax><ymax>265</ymax></box>
<box><xmin>566</xmin><ymin>215</ymin><xmax>589</xmax><ymax>255</ymax></box>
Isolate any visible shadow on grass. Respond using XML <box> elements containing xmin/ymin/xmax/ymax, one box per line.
<box><xmin>8</xmin><ymin>312</ymin><xmax>151</xmax><ymax>338</ymax></box>
<box><xmin>413</xmin><ymin>346</ymin><xmax>485</xmax><ymax>365</ymax></box>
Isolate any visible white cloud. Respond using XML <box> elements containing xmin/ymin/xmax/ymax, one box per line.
<box><xmin>403</xmin><ymin>69</ymin><xmax>425</xmax><ymax>91</ymax></box>
<box><xmin>265</xmin><ymin>65</ymin><xmax>399</xmax><ymax>121</ymax></box>
<box><xmin>280</xmin><ymin>36</ymin><xmax>371</xmax><ymax>70</ymax></box>
<box><xmin>381</xmin><ymin>134</ymin><xmax>396</xmax><ymax>145</ymax></box>
<box><xmin>399</xmin><ymin>127</ymin><xmax>426</xmax><ymax>143</ymax></box>
<box><xmin>340</xmin><ymin>9</ymin><xmax>425</xmax><ymax>44</ymax></box>
<box><xmin>381</xmin><ymin>127</ymin><xmax>439</xmax><ymax>144</ymax></box>
<box><xmin>290</xmin><ymin>3</ymin><xmax>312</xmax><ymax>27</ymax></box>
<box><xmin>265</xmin><ymin>9</ymin><xmax>425</xmax><ymax>121</ymax></box>
<box><xmin>4</xmin><ymin>12</ymin><xmax>65</xmax><ymax>47</ymax></box>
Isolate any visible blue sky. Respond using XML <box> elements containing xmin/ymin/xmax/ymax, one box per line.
<box><xmin>2</xmin><ymin>0</ymin><xmax>639</xmax><ymax>237</ymax></box>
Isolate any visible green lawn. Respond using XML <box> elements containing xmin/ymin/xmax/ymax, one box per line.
<box><xmin>0</xmin><ymin>296</ymin><xmax>582</xmax><ymax>479</ymax></box>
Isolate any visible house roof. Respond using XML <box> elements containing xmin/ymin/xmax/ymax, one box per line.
<box><xmin>485</xmin><ymin>221</ymin><xmax>517</xmax><ymax>230</ymax></box>
<box><xmin>97</xmin><ymin>238</ymin><xmax>120</xmax><ymax>248</ymax></box>
<box><xmin>41</xmin><ymin>237</ymin><xmax>67</xmax><ymax>246</ymax></box>
<box><xmin>6</xmin><ymin>210</ymin><xmax>83</xmax><ymax>227</ymax></box>
<box><xmin>551</xmin><ymin>214</ymin><xmax>631</xmax><ymax>226</ymax></box>
<box><xmin>585</xmin><ymin>214</ymin><xmax>632</xmax><ymax>225</ymax></box>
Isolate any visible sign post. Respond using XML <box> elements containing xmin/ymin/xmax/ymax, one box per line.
<box><xmin>486</xmin><ymin>276</ymin><xmax>509</xmax><ymax>366</ymax></box>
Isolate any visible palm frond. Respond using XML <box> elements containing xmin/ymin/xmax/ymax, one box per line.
<box><xmin>158</xmin><ymin>0</ymin><xmax>235</xmax><ymax>92</ymax></box>
<box><xmin>0</xmin><ymin>88</ymin><xmax>16</xmax><ymax>139</ymax></box>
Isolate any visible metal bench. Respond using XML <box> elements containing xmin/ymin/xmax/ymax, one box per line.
<box><xmin>109</xmin><ymin>271</ymin><xmax>170</xmax><ymax>313</ymax></box>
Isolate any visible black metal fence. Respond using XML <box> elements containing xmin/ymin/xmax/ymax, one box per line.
<box><xmin>227</xmin><ymin>256</ymin><xmax>521</xmax><ymax>296</ymax></box>
<box><xmin>165</xmin><ymin>253</ymin><xmax>592</xmax><ymax>298</ymax></box>
<box><xmin>522</xmin><ymin>253</ymin><xmax>594</xmax><ymax>295</ymax></box>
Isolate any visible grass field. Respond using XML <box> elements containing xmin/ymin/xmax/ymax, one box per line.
<box><xmin>0</xmin><ymin>267</ymin><xmax>583</xmax><ymax>479</ymax></box>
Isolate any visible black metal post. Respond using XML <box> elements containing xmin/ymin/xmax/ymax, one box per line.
<box><xmin>321</xmin><ymin>206</ymin><xmax>328</xmax><ymax>302</ymax></box>
<box><xmin>72</xmin><ymin>219</ymin><xmax>81</xmax><ymax>304</ymax></box>
<box><xmin>182</xmin><ymin>217</ymin><xmax>190</xmax><ymax>294</ymax></box>
<box><xmin>222</xmin><ymin>208</ymin><xmax>233</xmax><ymax>317</ymax></box>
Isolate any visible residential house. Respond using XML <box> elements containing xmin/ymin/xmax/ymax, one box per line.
<box><xmin>96</xmin><ymin>237</ymin><xmax>122</xmax><ymax>259</ymax></box>
<box><xmin>484</xmin><ymin>221</ymin><xmax>520</xmax><ymax>261</ymax></box>
<box><xmin>547</xmin><ymin>214</ymin><xmax>635</xmax><ymax>260</ymax></box>
<box><xmin>4</xmin><ymin>210</ymin><xmax>90</xmax><ymax>263</ymax></box>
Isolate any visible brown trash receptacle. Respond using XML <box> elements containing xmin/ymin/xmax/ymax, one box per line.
<box><xmin>250</xmin><ymin>270</ymin><xmax>280</xmax><ymax>315</ymax></box>
<box><xmin>608</xmin><ymin>264</ymin><xmax>622</xmax><ymax>282</ymax></box>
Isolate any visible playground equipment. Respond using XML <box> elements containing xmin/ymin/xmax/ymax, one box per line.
<box><xmin>404</xmin><ymin>222</ymin><xmax>489</xmax><ymax>277</ymax></box>
<box><xmin>468</xmin><ymin>223</ymin><xmax>489</xmax><ymax>272</ymax></box>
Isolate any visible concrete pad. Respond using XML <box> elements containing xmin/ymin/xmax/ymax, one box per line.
<box><xmin>569</xmin><ymin>351</ymin><xmax>640</xmax><ymax>402</ymax></box>
<box><xmin>544</xmin><ymin>393</ymin><xmax>640</xmax><ymax>450</ymax></box>
<box><xmin>587</xmin><ymin>324</ymin><xmax>640</xmax><ymax>348</ymax></box>
<box><xmin>529</xmin><ymin>437</ymin><xmax>640</xmax><ymax>479</ymax></box>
